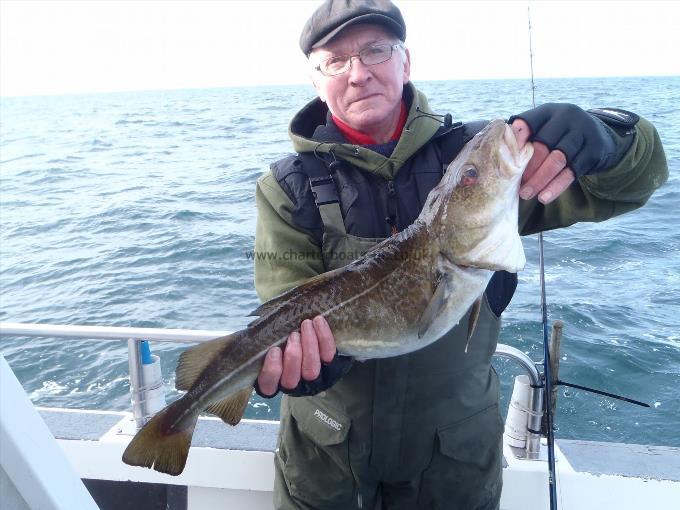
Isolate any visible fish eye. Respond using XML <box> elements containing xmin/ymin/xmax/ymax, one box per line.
<box><xmin>459</xmin><ymin>166</ymin><xmax>479</xmax><ymax>186</ymax></box>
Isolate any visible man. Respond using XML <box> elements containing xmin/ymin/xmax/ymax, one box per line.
<box><xmin>252</xmin><ymin>1</ymin><xmax>668</xmax><ymax>509</ymax></box>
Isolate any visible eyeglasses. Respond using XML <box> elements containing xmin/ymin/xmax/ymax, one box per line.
<box><xmin>314</xmin><ymin>43</ymin><xmax>402</xmax><ymax>77</ymax></box>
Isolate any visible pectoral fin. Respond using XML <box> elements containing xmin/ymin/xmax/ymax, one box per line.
<box><xmin>418</xmin><ymin>274</ymin><xmax>451</xmax><ymax>338</ymax></box>
<box><xmin>204</xmin><ymin>387</ymin><xmax>252</xmax><ymax>426</ymax></box>
<box><xmin>464</xmin><ymin>297</ymin><xmax>483</xmax><ymax>353</ymax></box>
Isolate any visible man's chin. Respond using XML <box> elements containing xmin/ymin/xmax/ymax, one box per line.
<box><xmin>345</xmin><ymin>110</ymin><xmax>391</xmax><ymax>133</ymax></box>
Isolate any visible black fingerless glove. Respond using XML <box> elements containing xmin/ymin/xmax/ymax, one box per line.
<box><xmin>253</xmin><ymin>352</ymin><xmax>354</xmax><ymax>398</ymax></box>
<box><xmin>509</xmin><ymin>103</ymin><xmax>638</xmax><ymax>177</ymax></box>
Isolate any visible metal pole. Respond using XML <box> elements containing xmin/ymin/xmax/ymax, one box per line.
<box><xmin>127</xmin><ymin>338</ymin><xmax>146</xmax><ymax>429</ymax></box>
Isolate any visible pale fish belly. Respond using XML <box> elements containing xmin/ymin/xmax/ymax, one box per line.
<box><xmin>336</xmin><ymin>330</ymin><xmax>421</xmax><ymax>359</ymax></box>
<box><xmin>334</xmin><ymin>266</ymin><xmax>492</xmax><ymax>359</ymax></box>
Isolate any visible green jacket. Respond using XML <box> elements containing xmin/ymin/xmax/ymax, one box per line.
<box><xmin>255</xmin><ymin>83</ymin><xmax>668</xmax><ymax>302</ymax></box>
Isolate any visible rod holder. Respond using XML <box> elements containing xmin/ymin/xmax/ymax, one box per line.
<box><xmin>127</xmin><ymin>339</ymin><xmax>166</xmax><ymax>429</ymax></box>
<box><xmin>494</xmin><ymin>343</ymin><xmax>544</xmax><ymax>459</ymax></box>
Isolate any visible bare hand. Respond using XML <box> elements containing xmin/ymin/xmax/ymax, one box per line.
<box><xmin>257</xmin><ymin>316</ymin><xmax>336</xmax><ymax>397</ymax></box>
<box><xmin>511</xmin><ymin>119</ymin><xmax>576</xmax><ymax>204</ymax></box>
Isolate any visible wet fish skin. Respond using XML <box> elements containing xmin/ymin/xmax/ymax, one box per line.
<box><xmin>122</xmin><ymin>119</ymin><xmax>533</xmax><ymax>475</ymax></box>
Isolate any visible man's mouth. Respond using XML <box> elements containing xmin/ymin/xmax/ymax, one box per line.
<box><xmin>352</xmin><ymin>94</ymin><xmax>380</xmax><ymax>102</ymax></box>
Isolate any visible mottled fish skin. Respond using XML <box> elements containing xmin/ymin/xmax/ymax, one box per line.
<box><xmin>122</xmin><ymin>119</ymin><xmax>533</xmax><ymax>475</ymax></box>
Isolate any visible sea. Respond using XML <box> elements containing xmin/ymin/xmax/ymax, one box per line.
<box><xmin>1</xmin><ymin>76</ymin><xmax>678</xmax><ymax>448</ymax></box>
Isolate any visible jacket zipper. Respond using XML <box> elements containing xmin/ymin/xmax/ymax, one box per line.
<box><xmin>386</xmin><ymin>180</ymin><xmax>398</xmax><ymax>235</ymax></box>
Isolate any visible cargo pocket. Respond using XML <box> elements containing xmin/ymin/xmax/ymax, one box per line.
<box><xmin>419</xmin><ymin>405</ymin><xmax>504</xmax><ymax>509</ymax></box>
<box><xmin>438</xmin><ymin>403</ymin><xmax>503</xmax><ymax>470</ymax></box>
<box><xmin>278</xmin><ymin>397</ymin><xmax>354</xmax><ymax>507</ymax></box>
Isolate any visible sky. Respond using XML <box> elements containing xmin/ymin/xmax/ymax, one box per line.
<box><xmin>1</xmin><ymin>0</ymin><xmax>679</xmax><ymax>97</ymax></box>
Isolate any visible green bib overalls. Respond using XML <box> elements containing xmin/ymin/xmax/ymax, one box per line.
<box><xmin>273</xmin><ymin>195</ymin><xmax>504</xmax><ymax>510</ymax></box>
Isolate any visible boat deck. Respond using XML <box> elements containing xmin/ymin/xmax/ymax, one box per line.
<box><xmin>5</xmin><ymin>407</ymin><xmax>677</xmax><ymax>510</ymax></box>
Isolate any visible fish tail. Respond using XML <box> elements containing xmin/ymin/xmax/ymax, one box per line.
<box><xmin>122</xmin><ymin>397</ymin><xmax>198</xmax><ymax>476</ymax></box>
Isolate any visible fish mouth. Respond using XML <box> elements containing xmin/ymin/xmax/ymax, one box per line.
<box><xmin>503</xmin><ymin>122</ymin><xmax>520</xmax><ymax>154</ymax></box>
<box><xmin>501</xmin><ymin>123</ymin><xmax>534</xmax><ymax>170</ymax></box>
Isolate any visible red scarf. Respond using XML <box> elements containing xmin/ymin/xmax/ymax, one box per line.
<box><xmin>332</xmin><ymin>101</ymin><xmax>407</xmax><ymax>145</ymax></box>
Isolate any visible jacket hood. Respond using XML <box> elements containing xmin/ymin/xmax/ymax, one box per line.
<box><xmin>288</xmin><ymin>83</ymin><xmax>443</xmax><ymax>179</ymax></box>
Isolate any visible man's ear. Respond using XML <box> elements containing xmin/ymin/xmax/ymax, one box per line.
<box><xmin>402</xmin><ymin>47</ymin><xmax>411</xmax><ymax>84</ymax></box>
<box><xmin>309</xmin><ymin>52</ymin><xmax>327</xmax><ymax>103</ymax></box>
<box><xmin>311</xmin><ymin>73</ymin><xmax>327</xmax><ymax>103</ymax></box>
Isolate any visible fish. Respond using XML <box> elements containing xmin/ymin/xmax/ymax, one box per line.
<box><xmin>122</xmin><ymin>119</ymin><xmax>533</xmax><ymax>475</ymax></box>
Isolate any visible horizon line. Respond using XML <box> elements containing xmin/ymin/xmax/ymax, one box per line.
<box><xmin>1</xmin><ymin>74</ymin><xmax>678</xmax><ymax>100</ymax></box>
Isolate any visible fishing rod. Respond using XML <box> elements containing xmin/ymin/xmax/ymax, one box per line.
<box><xmin>526</xmin><ymin>8</ymin><xmax>558</xmax><ymax>509</ymax></box>
<box><xmin>526</xmin><ymin>9</ymin><xmax>650</xmax><ymax>509</ymax></box>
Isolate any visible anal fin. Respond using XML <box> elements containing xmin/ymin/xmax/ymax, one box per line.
<box><xmin>204</xmin><ymin>387</ymin><xmax>252</xmax><ymax>426</ymax></box>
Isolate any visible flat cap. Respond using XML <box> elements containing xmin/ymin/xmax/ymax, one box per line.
<box><xmin>300</xmin><ymin>0</ymin><xmax>406</xmax><ymax>55</ymax></box>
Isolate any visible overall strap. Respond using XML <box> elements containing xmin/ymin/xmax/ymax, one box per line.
<box><xmin>298</xmin><ymin>152</ymin><xmax>347</xmax><ymax>236</ymax></box>
<box><xmin>437</xmin><ymin>121</ymin><xmax>465</xmax><ymax>170</ymax></box>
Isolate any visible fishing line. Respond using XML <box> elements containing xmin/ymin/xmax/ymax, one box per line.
<box><xmin>555</xmin><ymin>380</ymin><xmax>650</xmax><ymax>408</ymax></box>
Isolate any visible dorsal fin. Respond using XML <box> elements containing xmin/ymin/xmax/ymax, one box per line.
<box><xmin>175</xmin><ymin>334</ymin><xmax>236</xmax><ymax>391</ymax></box>
<box><xmin>204</xmin><ymin>388</ymin><xmax>252</xmax><ymax>426</ymax></box>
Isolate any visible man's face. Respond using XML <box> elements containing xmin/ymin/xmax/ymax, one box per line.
<box><xmin>310</xmin><ymin>24</ymin><xmax>411</xmax><ymax>136</ymax></box>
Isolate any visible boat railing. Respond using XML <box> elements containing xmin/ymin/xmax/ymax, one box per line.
<box><xmin>0</xmin><ymin>322</ymin><xmax>229</xmax><ymax>429</ymax></box>
<box><xmin>0</xmin><ymin>322</ymin><xmax>545</xmax><ymax>459</ymax></box>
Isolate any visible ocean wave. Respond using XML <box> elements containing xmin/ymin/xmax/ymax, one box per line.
<box><xmin>1</xmin><ymin>77</ymin><xmax>678</xmax><ymax>444</ymax></box>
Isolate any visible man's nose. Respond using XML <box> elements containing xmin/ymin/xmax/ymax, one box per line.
<box><xmin>347</xmin><ymin>56</ymin><xmax>371</xmax><ymax>84</ymax></box>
